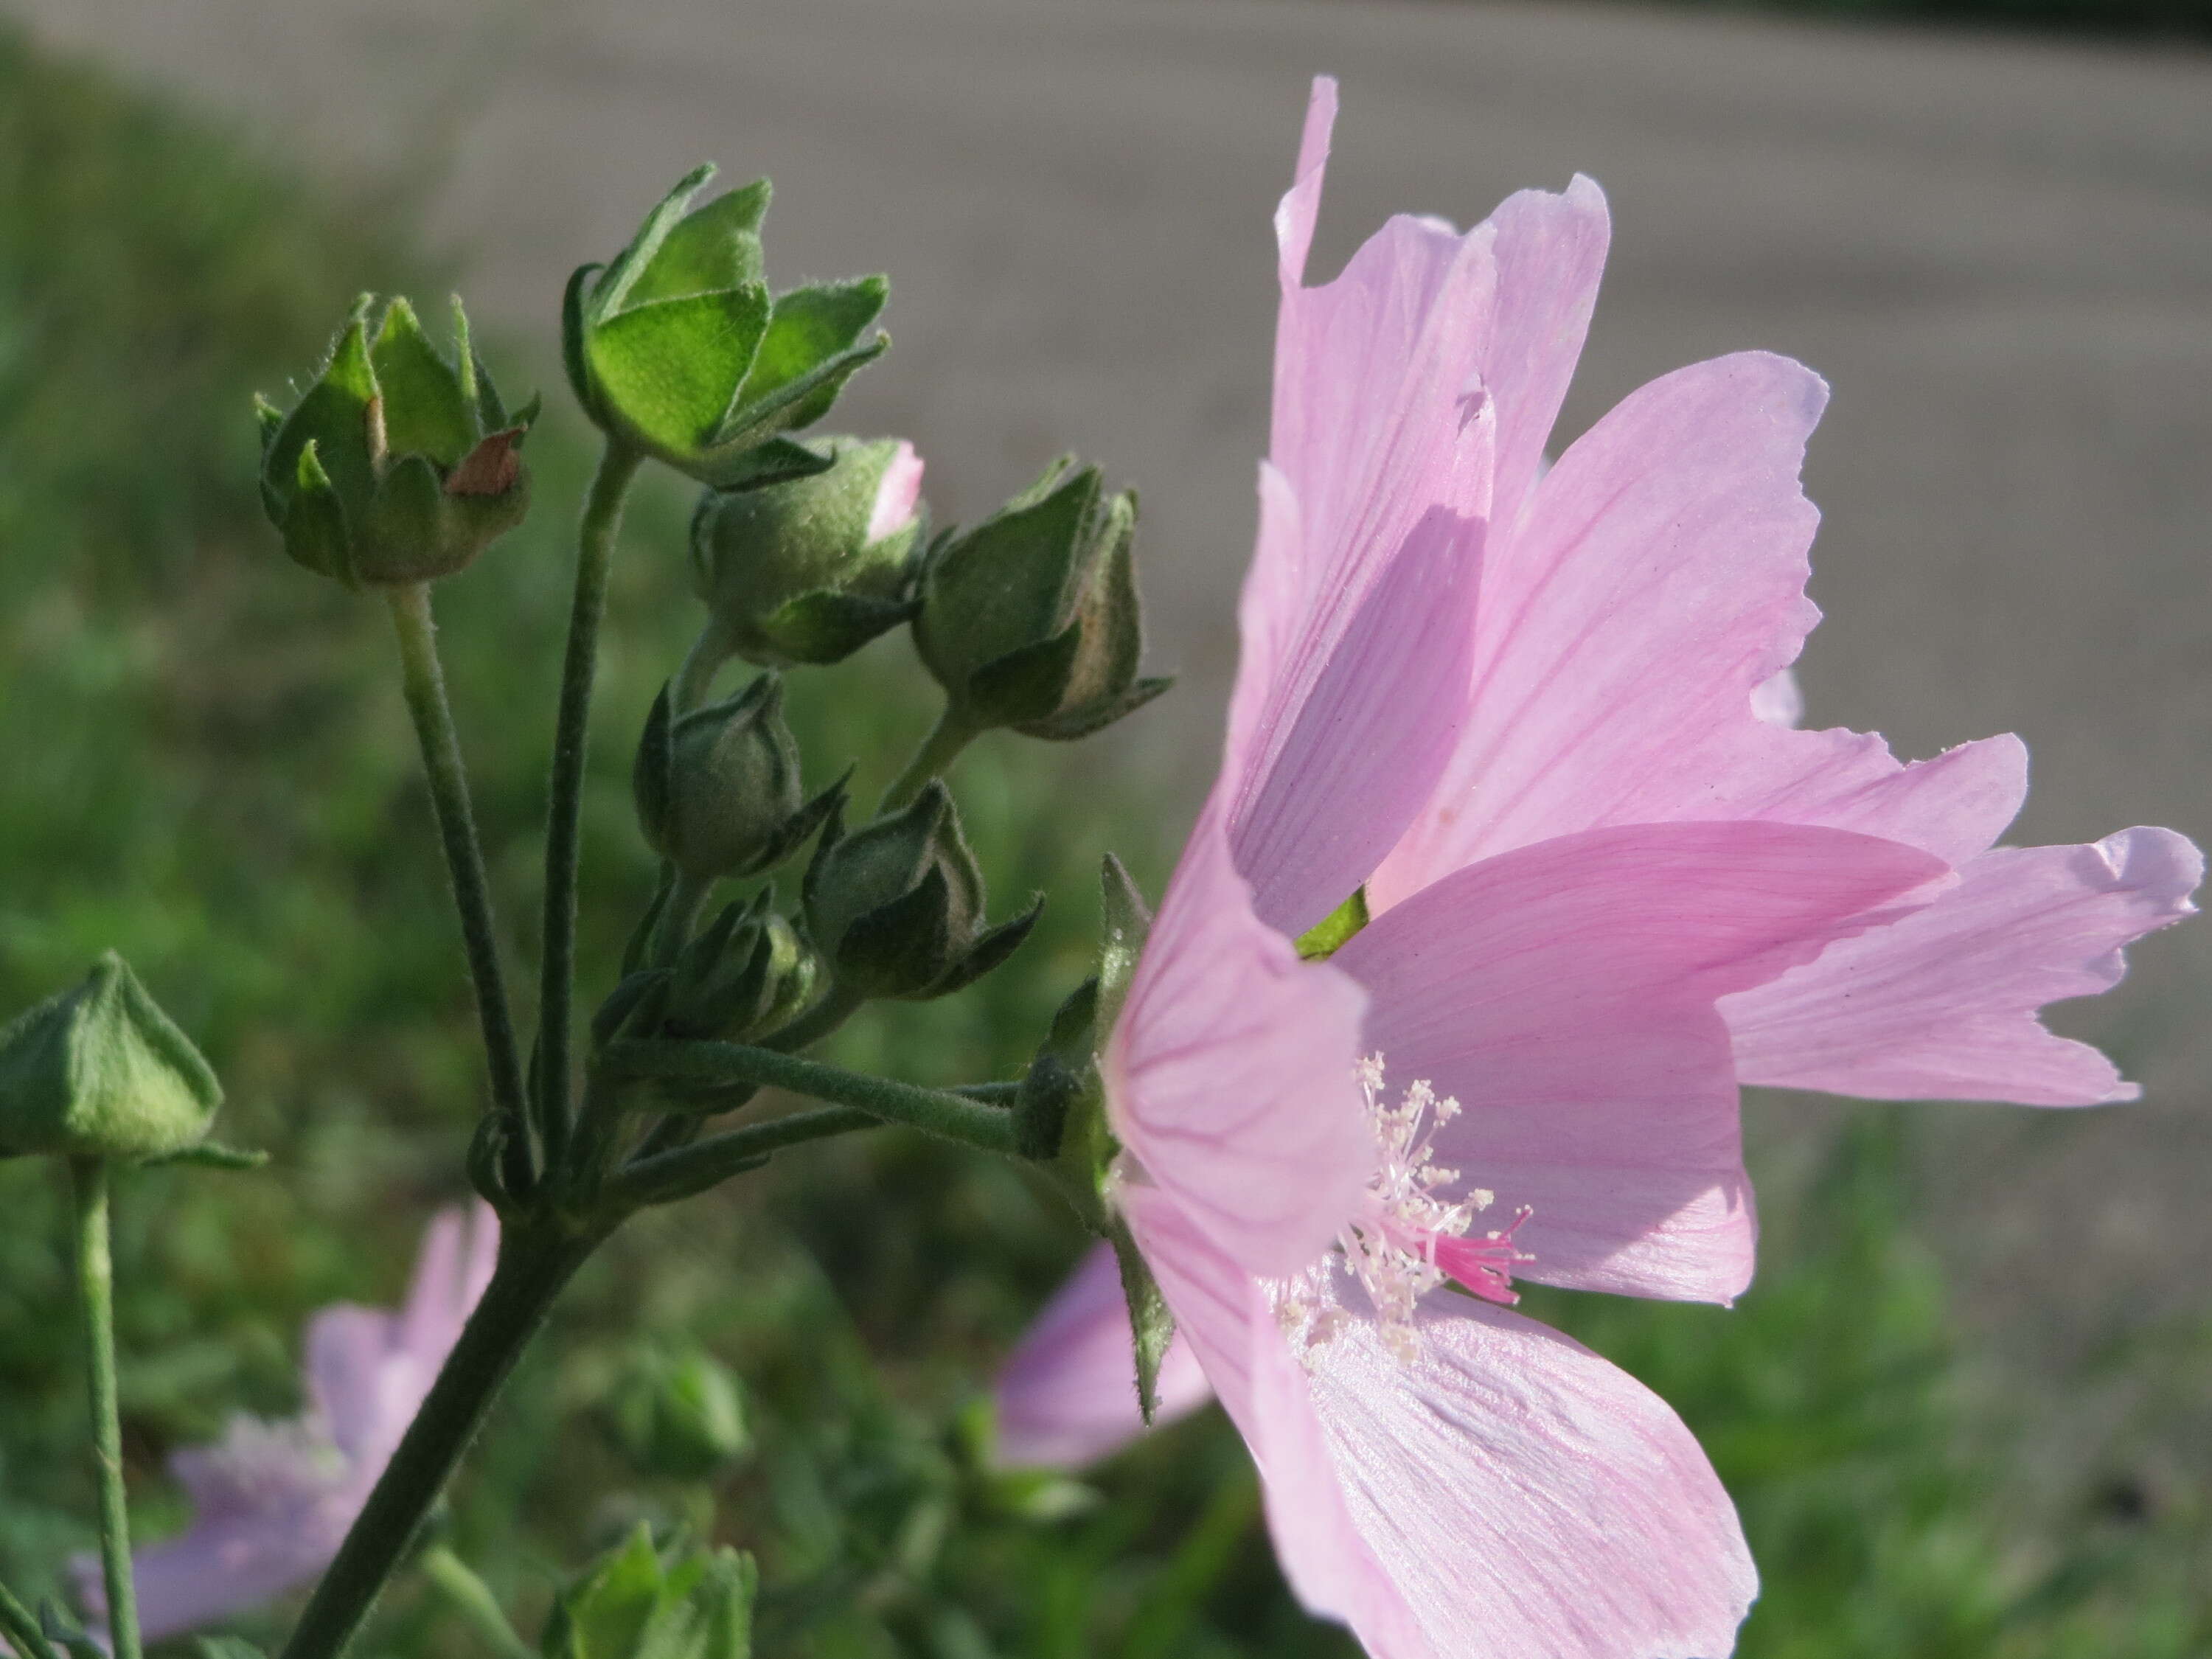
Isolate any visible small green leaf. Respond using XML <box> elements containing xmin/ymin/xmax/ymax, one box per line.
<box><xmin>1295</xmin><ymin>886</ymin><xmax>1370</xmax><ymax>961</ymax></box>
<box><xmin>757</xmin><ymin>588</ymin><xmax>914</xmax><ymax>666</ymax></box>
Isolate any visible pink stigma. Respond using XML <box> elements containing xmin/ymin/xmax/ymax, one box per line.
<box><xmin>1431</xmin><ymin>1207</ymin><xmax>1534</xmax><ymax>1306</ymax></box>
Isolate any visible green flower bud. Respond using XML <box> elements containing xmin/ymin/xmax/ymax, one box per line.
<box><xmin>257</xmin><ymin>295</ymin><xmax>538</xmax><ymax>588</ymax></box>
<box><xmin>631</xmin><ymin>674</ymin><xmax>842</xmax><ymax>883</ymax></box>
<box><xmin>801</xmin><ymin>782</ymin><xmax>1040</xmax><ymax>1001</ymax></box>
<box><xmin>913</xmin><ymin>456</ymin><xmax>1170</xmax><ymax>740</ymax></box>
<box><xmin>664</xmin><ymin>894</ymin><xmax>818</xmax><ymax>1043</ymax></box>
<box><xmin>0</xmin><ymin>953</ymin><xmax>222</xmax><ymax>1161</ymax></box>
<box><xmin>543</xmin><ymin>1524</ymin><xmax>757</xmax><ymax>1659</ymax></box>
<box><xmin>563</xmin><ymin>165</ymin><xmax>887</xmax><ymax>487</ymax></box>
<box><xmin>602</xmin><ymin>1346</ymin><xmax>752</xmax><ymax>1481</ymax></box>
<box><xmin>687</xmin><ymin>437</ymin><xmax>925</xmax><ymax>669</ymax></box>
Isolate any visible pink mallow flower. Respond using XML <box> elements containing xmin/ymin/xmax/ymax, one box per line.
<box><xmin>992</xmin><ymin>78</ymin><xmax>2199</xmax><ymax>1659</ymax></box>
<box><xmin>73</xmin><ymin>1205</ymin><xmax>498</xmax><ymax>1644</ymax></box>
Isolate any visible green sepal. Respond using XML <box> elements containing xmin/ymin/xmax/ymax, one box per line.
<box><xmin>283</xmin><ymin>442</ymin><xmax>358</xmax><ymax>587</ymax></box>
<box><xmin>562</xmin><ymin>262</ymin><xmax>608</xmax><ymax>425</ymax></box>
<box><xmin>755</xmin><ymin>588</ymin><xmax>917</xmax><ymax>666</ymax></box>
<box><xmin>1295</xmin><ymin>886</ymin><xmax>1371</xmax><ymax>961</ymax></box>
<box><xmin>371</xmin><ymin>296</ymin><xmax>474</xmax><ymax>467</ymax></box>
<box><xmin>585</xmin><ymin>286</ymin><xmax>773</xmax><ymax>455</ymax></box>
<box><xmin>722</xmin><ymin>279</ymin><xmax>888</xmax><ymax>442</ymax></box>
<box><xmin>1110</xmin><ymin>1218</ymin><xmax>1176</xmax><ymax>1425</ymax></box>
<box><xmin>621</xmin><ymin>178</ymin><xmax>769</xmax><ymax>307</ymax></box>
<box><xmin>933</xmin><ymin>894</ymin><xmax>1044</xmax><ymax>997</ymax></box>
<box><xmin>706</xmin><ymin>437</ymin><xmax>836</xmax><ymax>494</ymax></box>
<box><xmin>1018</xmin><ymin>675</ymin><xmax>1175</xmax><ymax>742</ymax></box>
<box><xmin>590</xmin><ymin>163</ymin><xmax>720</xmax><ymax>319</ymax></box>
<box><xmin>964</xmin><ymin>625</ymin><xmax>1085</xmax><ymax>731</ymax></box>
<box><xmin>1096</xmin><ymin>852</ymin><xmax>1152</xmax><ymax>1040</ymax></box>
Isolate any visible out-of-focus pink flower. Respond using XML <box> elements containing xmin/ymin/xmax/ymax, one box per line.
<box><xmin>994</xmin><ymin>77</ymin><xmax>2198</xmax><ymax>1659</ymax></box>
<box><xmin>865</xmin><ymin>439</ymin><xmax>925</xmax><ymax>545</ymax></box>
<box><xmin>74</xmin><ymin>1205</ymin><xmax>498</xmax><ymax>1644</ymax></box>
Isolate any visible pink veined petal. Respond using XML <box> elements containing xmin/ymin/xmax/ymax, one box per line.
<box><xmin>1484</xmin><ymin>175</ymin><xmax>1612</xmax><ymax>535</ymax></box>
<box><xmin>865</xmin><ymin>439</ymin><xmax>924</xmax><ymax>543</ymax></box>
<box><xmin>1114</xmin><ymin>1183</ymin><xmax>1436</xmax><ymax>1658</ymax></box>
<box><xmin>1272</xmin><ymin>75</ymin><xmax>1337</xmax><ymax>292</ymax></box>
<box><xmin>1338</xmin><ymin>821</ymin><xmax>1951</xmax><ymax>1302</ymax></box>
<box><xmin>1109</xmin><ymin>813</ymin><xmax>1373</xmax><ymax>1278</ymax></box>
<box><xmin>992</xmin><ymin>1241</ymin><xmax>1214</xmax><ymax>1470</ymax></box>
<box><xmin>1372</xmin><ymin>352</ymin><xmax>2026</xmax><ymax>909</ymax></box>
<box><xmin>1278</xmin><ymin>1287</ymin><xmax>1756</xmax><ymax>1659</ymax></box>
<box><xmin>1725</xmin><ymin>827</ymin><xmax>2203</xmax><ymax>1104</ymax></box>
<box><xmin>1233</xmin><ymin>493</ymin><xmax>1486</xmax><ymax>938</ymax></box>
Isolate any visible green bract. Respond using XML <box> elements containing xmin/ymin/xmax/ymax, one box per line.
<box><xmin>256</xmin><ymin>295</ymin><xmax>538</xmax><ymax>588</ymax></box>
<box><xmin>631</xmin><ymin>675</ymin><xmax>844</xmax><ymax>884</ymax></box>
<box><xmin>541</xmin><ymin>1525</ymin><xmax>756</xmax><ymax>1659</ymax></box>
<box><xmin>914</xmin><ymin>456</ymin><xmax>1169</xmax><ymax>739</ymax></box>
<box><xmin>688</xmin><ymin>437</ymin><xmax>925</xmax><ymax>669</ymax></box>
<box><xmin>0</xmin><ymin>953</ymin><xmax>222</xmax><ymax>1161</ymax></box>
<box><xmin>563</xmin><ymin>166</ymin><xmax>888</xmax><ymax>487</ymax></box>
<box><xmin>801</xmin><ymin>783</ymin><xmax>1040</xmax><ymax>1001</ymax></box>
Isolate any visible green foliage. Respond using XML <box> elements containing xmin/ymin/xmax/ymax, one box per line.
<box><xmin>0</xmin><ymin>24</ymin><xmax>2205</xmax><ymax>1659</ymax></box>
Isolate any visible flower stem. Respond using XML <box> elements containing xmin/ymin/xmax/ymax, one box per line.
<box><xmin>387</xmin><ymin>585</ymin><xmax>529</xmax><ymax>1138</ymax></box>
<box><xmin>668</xmin><ymin>621</ymin><xmax>733</xmax><ymax>716</ymax></box>
<box><xmin>279</xmin><ymin>1226</ymin><xmax>600</xmax><ymax>1659</ymax></box>
<box><xmin>601</xmin><ymin>1040</ymin><xmax>1020</xmax><ymax>1155</ymax></box>
<box><xmin>417</xmin><ymin>1546</ymin><xmax>534</xmax><ymax>1659</ymax></box>
<box><xmin>878</xmin><ymin>706</ymin><xmax>978</xmax><ymax>814</ymax></box>
<box><xmin>0</xmin><ymin>1565</ymin><xmax>63</xmax><ymax>1659</ymax></box>
<box><xmin>536</xmin><ymin>439</ymin><xmax>644</xmax><ymax>1174</ymax></box>
<box><xmin>604</xmin><ymin>1105</ymin><xmax>876</xmax><ymax>1209</ymax></box>
<box><xmin>69</xmin><ymin>1158</ymin><xmax>140</xmax><ymax>1659</ymax></box>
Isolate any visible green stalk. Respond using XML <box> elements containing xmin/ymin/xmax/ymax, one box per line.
<box><xmin>877</xmin><ymin>706</ymin><xmax>978</xmax><ymax>814</ymax></box>
<box><xmin>387</xmin><ymin>585</ymin><xmax>529</xmax><ymax>1135</ymax></box>
<box><xmin>0</xmin><ymin>1568</ymin><xmax>63</xmax><ymax>1659</ymax></box>
<box><xmin>69</xmin><ymin>1158</ymin><xmax>140</xmax><ymax>1659</ymax></box>
<box><xmin>279</xmin><ymin>1228</ymin><xmax>601</xmax><ymax>1659</ymax></box>
<box><xmin>535</xmin><ymin>439</ymin><xmax>645</xmax><ymax>1172</ymax></box>
<box><xmin>602</xmin><ymin>1040</ymin><xmax>1020</xmax><ymax>1155</ymax></box>
<box><xmin>418</xmin><ymin>1546</ymin><xmax>535</xmax><ymax>1659</ymax></box>
<box><xmin>604</xmin><ymin>1105</ymin><xmax>875</xmax><ymax>1209</ymax></box>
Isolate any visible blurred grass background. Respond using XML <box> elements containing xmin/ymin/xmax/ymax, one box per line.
<box><xmin>0</xmin><ymin>19</ymin><xmax>2205</xmax><ymax>1659</ymax></box>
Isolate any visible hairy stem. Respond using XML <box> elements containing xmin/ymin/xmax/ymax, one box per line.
<box><xmin>878</xmin><ymin>706</ymin><xmax>978</xmax><ymax>814</ymax></box>
<box><xmin>388</xmin><ymin>585</ymin><xmax>529</xmax><ymax>1138</ymax></box>
<box><xmin>279</xmin><ymin>1227</ymin><xmax>600</xmax><ymax>1659</ymax></box>
<box><xmin>603</xmin><ymin>1104</ymin><xmax>876</xmax><ymax>1208</ymax></box>
<box><xmin>602</xmin><ymin>1040</ymin><xmax>1020</xmax><ymax>1155</ymax></box>
<box><xmin>69</xmin><ymin>1158</ymin><xmax>139</xmax><ymax>1659</ymax></box>
<box><xmin>535</xmin><ymin>439</ymin><xmax>644</xmax><ymax>1172</ymax></box>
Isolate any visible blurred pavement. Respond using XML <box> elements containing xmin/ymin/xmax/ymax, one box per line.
<box><xmin>9</xmin><ymin>0</ymin><xmax>2211</xmax><ymax>1395</ymax></box>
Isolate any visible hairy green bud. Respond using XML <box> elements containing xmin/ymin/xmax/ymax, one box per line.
<box><xmin>541</xmin><ymin>1524</ymin><xmax>756</xmax><ymax>1659</ymax></box>
<box><xmin>257</xmin><ymin>295</ymin><xmax>538</xmax><ymax>587</ymax></box>
<box><xmin>632</xmin><ymin>675</ymin><xmax>842</xmax><ymax>883</ymax></box>
<box><xmin>801</xmin><ymin>782</ymin><xmax>1039</xmax><ymax>1001</ymax></box>
<box><xmin>664</xmin><ymin>893</ymin><xmax>818</xmax><ymax>1043</ymax></box>
<box><xmin>688</xmin><ymin>437</ymin><xmax>925</xmax><ymax>669</ymax></box>
<box><xmin>563</xmin><ymin>166</ymin><xmax>886</xmax><ymax>487</ymax></box>
<box><xmin>602</xmin><ymin>1346</ymin><xmax>752</xmax><ymax>1481</ymax></box>
<box><xmin>0</xmin><ymin>953</ymin><xmax>222</xmax><ymax>1161</ymax></box>
<box><xmin>914</xmin><ymin>456</ymin><xmax>1169</xmax><ymax>739</ymax></box>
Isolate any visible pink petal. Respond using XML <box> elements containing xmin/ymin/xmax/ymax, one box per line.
<box><xmin>1484</xmin><ymin>175</ymin><xmax>1611</xmax><ymax>534</ymax></box>
<box><xmin>865</xmin><ymin>439</ymin><xmax>924</xmax><ymax>543</ymax></box>
<box><xmin>1725</xmin><ymin>827</ymin><xmax>2203</xmax><ymax>1104</ymax></box>
<box><xmin>304</xmin><ymin>1304</ymin><xmax>399</xmax><ymax>1466</ymax></box>
<box><xmin>1338</xmin><ymin>821</ymin><xmax>1951</xmax><ymax>1301</ymax></box>
<box><xmin>1272</xmin><ymin>76</ymin><xmax>1338</xmax><ymax>292</ymax></box>
<box><xmin>1371</xmin><ymin>352</ymin><xmax>2025</xmax><ymax>909</ymax></box>
<box><xmin>1750</xmin><ymin>667</ymin><xmax>1804</xmax><ymax>728</ymax></box>
<box><xmin>1271</xmin><ymin>1289</ymin><xmax>1756</xmax><ymax>1659</ymax></box>
<box><xmin>1110</xmin><ymin>813</ymin><xmax>1374</xmax><ymax>1278</ymax></box>
<box><xmin>1232</xmin><ymin>493</ymin><xmax>1486</xmax><ymax>937</ymax></box>
<box><xmin>992</xmin><ymin>1242</ymin><xmax>1214</xmax><ymax>1469</ymax></box>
